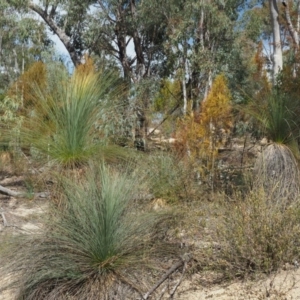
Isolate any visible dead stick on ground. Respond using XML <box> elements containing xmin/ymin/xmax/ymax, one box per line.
<box><xmin>0</xmin><ymin>185</ymin><xmax>24</xmax><ymax>197</ymax></box>
<box><xmin>158</xmin><ymin>285</ymin><xmax>168</xmax><ymax>300</ymax></box>
<box><xmin>142</xmin><ymin>254</ymin><xmax>191</xmax><ymax>300</ymax></box>
<box><xmin>169</xmin><ymin>261</ymin><xmax>188</xmax><ymax>298</ymax></box>
<box><xmin>0</xmin><ymin>185</ymin><xmax>50</xmax><ymax>198</ymax></box>
<box><xmin>1</xmin><ymin>212</ymin><xmax>8</xmax><ymax>227</ymax></box>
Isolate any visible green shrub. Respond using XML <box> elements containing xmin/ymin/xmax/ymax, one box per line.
<box><xmin>142</xmin><ymin>152</ymin><xmax>197</xmax><ymax>203</ymax></box>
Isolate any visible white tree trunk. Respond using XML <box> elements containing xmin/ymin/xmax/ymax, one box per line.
<box><xmin>269</xmin><ymin>0</ymin><xmax>283</xmax><ymax>82</ymax></box>
<box><xmin>182</xmin><ymin>41</ymin><xmax>188</xmax><ymax>115</ymax></box>
<box><xmin>203</xmin><ymin>70</ymin><xmax>212</xmax><ymax>102</ymax></box>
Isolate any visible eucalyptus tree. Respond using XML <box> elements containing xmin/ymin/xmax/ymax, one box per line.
<box><xmin>7</xmin><ymin>0</ymin><xmax>169</xmax><ymax>148</ymax></box>
<box><xmin>8</xmin><ymin>0</ymin><xmax>167</xmax><ymax>77</ymax></box>
<box><xmin>242</xmin><ymin>0</ymin><xmax>300</xmax><ymax>82</ymax></box>
<box><xmin>161</xmin><ymin>0</ymin><xmax>246</xmax><ymax>111</ymax></box>
<box><xmin>86</xmin><ymin>0</ymin><xmax>169</xmax><ymax>148</ymax></box>
<box><xmin>86</xmin><ymin>0</ymin><xmax>168</xmax><ymax>83</ymax></box>
<box><xmin>280</xmin><ymin>0</ymin><xmax>300</xmax><ymax>78</ymax></box>
<box><xmin>7</xmin><ymin>0</ymin><xmax>94</xmax><ymax>66</ymax></box>
<box><xmin>0</xmin><ymin>0</ymin><xmax>50</xmax><ymax>93</ymax></box>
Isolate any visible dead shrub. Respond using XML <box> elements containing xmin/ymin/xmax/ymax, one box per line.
<box><xmin>201</xmin><ymin>189</ymin><xmax>300</xmax><ymax>279</ymax></box>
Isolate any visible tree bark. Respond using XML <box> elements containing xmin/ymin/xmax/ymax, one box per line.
<box><xmin>182</xmin><ymin>41</ymin><xmax>188</xmax><ymax>115</ymax></box>
<box><xmin>203</xmin><ymin>70</ymin><xmax>212</xmax><ymax>101</ymax></box>
<box><xmin>269</xmin><ymin>0</ymin><xmax>283</xmax><ymax>82</ymax></box>
<box><xmin>282</xmin><ymin>0</ymin><xmax>299</xmax><ymax>77</ymax></box>
<box><xmin>282</xmin><ymin>1</ymin><xmax>299</xmax><ymax>48</ymax></box>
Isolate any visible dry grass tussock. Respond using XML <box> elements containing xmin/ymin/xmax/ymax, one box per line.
<box><xmin>253</xmin><ymin>144</ymin><xmax>300</xmax><ymax>203</ymax></box>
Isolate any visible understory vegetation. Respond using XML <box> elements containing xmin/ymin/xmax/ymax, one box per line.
<box><xmin>1</xmin><ymin>60</ymin><xmax>300</xmax><ymax>299</ymax></box>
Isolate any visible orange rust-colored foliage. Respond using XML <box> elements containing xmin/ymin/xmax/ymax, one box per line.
<box><xmin>75</xmin><ymin>55</ymin><xmax>96</xmax><ymax>77</ymax></box>
<box><xmin>7</xmin><ymin>61</ymin><xmax>47</xmax><ymax>110</ymax></box>
<box><xmin>174</xmin><ymin>74</ymin><xmax>232</xmax><ymax>167</ymax></box>
<box><xmin>253</xmin><ymin>41</ymin><xmax>264</xmax><ymax>79</ymax></box>
<box><xmin>251</xmin><ymin>41</ymin><xmax>271</xmax><ymax>98</ymax></box>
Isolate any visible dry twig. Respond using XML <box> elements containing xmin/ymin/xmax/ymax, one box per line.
<box><xmin>142</xmin><ymin>254</ymin><xmax>191</xmax><ymax>300</ymax></box>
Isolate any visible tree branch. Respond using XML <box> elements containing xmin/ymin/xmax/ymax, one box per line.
<box><xmin>97</xmin><ymin>0</ymin><xmax>117</xmax><ymax>23</ymax></box>
<box><xmin>28</xmin><ymin>1</ymin><xmax>80</xmax><ymax>65</ymax></box>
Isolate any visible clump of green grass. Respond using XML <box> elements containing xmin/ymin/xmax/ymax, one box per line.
<box><xmin>245</xmin><ymin>88</ymin><xmax>300</xmax><ymax>147</ymax></box>
<box><xmin>202</xmin><ymin>189</ymin><xmax>300</xmax><ymax>279</ymax></box>
<box><xmin>18</xmin><ymin>64</ymin><xmax>126</xmax><ymax>168</ymax></box>
<box><xmin>142</xmin><ymin>152</ymin><xmax>197</xmax><ymax>203</ymax></box>
<box><xmin>1</xmin><ymin>163</ymin><xmax>177</xmax><ymax>299</ymax></box>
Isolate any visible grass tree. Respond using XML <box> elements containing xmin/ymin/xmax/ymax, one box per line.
<box><xmin>17</xmin><ymin>62</ymin><xmax>126</xmax><ymax>168</ymax></box>
<box><xmin>248</xmin><ymin>88</ymin><xmax>300</xmax><ymax>202</ymax></box>
<box><xmin>1</xmin><ymin>163</ymin><xmax>177</xmax><ymax>299</ymax></box>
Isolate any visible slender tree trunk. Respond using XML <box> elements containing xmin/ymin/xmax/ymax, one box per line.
<box><xmin>116</xmin><ymin>33</ymin><xmax>131</xmax><ymax>80</ymax></box>
<box><xmin>182</xmin><ymin>42</ymin><xmax>188</xmax><ymax>115</ymax></box>
<box><xmin>282</xmin><ymin>0</ymin><xmax>299</xmax><ymax>77</ymax></box>
<box><xmin>297</xmin><ymin>0</ymin><xmax>300</xmax><ymax>32</ymax></box>
<box><xmin>203</xmin><ymin>71</ymin><xmax>212</xmax><ymax>102</ymax></box>
<box><xmin>282</xmin><ymin>1</ymin><xmax>299</xmax><ymax>47</ymax></box>
<box><xmin>269</xmin><ymin>0</ymin><xmax>283</xmax><ymax>82</ymax></box>
<box><xmin>199</xmin><ymin>8</ymin><xmax>205</xmax><ymax>51</ymax></box>
<box><xmin>191</xmin><ymin>6</ymin><xmax>205</xmax><ymax>112</ymax></box>
<box><xmin>130</xmin><ymin>0</ymin><xmax>149</xmax><ymax>150</ymax></box>
<box><xmin>21</xmin><ymin>44</ymin><xmax>25</xmax><ymax>107</ymax></box>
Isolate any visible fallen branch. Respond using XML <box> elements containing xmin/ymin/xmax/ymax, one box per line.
<box><xmin>0</xmin><ymin>185</ymin><xmax>50</xmax><ymax>198</ymax></box>
<box><xmin>0</xmin><ymin>185</ymin><xmax>24</xmax><ymax>197</ymax></box>
<box><xmin>170</xmin><ymin>260</ymin><xmax>188</xmax><ymax>298</ymax></box>
<box><xmin>157</xmin><ymin>285</ymin><xmax>168</xmax><ymax>300</ymax></box>
<box><xmin>142</xmin><ymin>254</ymin><xmax>191</xmax><ymax>300</ymax></box>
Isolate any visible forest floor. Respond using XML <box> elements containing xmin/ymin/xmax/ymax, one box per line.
<box><xmin>0</xmin><ymin>136</ymin><xmax>299</xmax><ymax>299</ymax></box>
<box><xmin>0</xmin><ymin>192</ymin><xmax>300</xmax><ymax>299</ymax></box>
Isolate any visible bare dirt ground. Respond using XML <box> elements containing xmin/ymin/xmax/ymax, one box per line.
<box><xmin>0</xmin><ymin>186</ymin><xmax>48</xmax><ymax>300</ymax></box>
<box><xmin>177</xmin><ymin>269</ymin><xmax>300</xmax><ymax>299</ymax></box>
